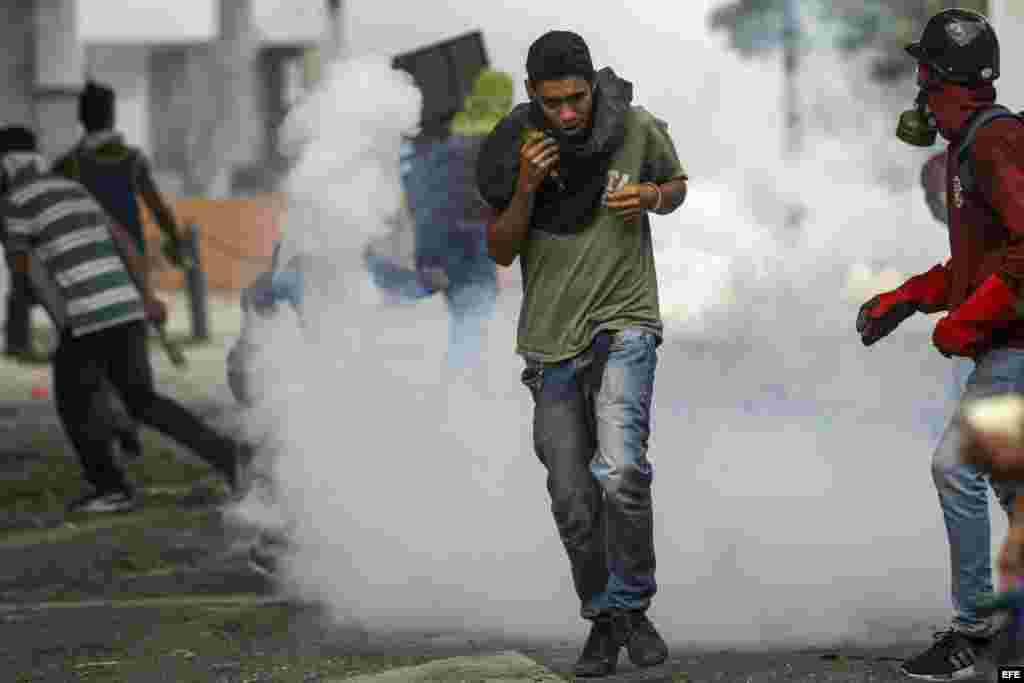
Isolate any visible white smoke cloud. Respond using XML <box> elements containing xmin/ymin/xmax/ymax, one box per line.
<box><xmin>229</xmin><ymin>4</ymin><xmax>1008</xmax><ymax>652</ymax></box>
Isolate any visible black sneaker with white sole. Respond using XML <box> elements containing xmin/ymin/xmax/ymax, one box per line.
<box><xmin>900</xmin><ymin>628</ymin><xmax>992</xmax><ymax>681</ymax></box>
<box><xmin>67</xmin><ymin>488</ymin><xmax>138</xmax><ymax>514</ymax></box>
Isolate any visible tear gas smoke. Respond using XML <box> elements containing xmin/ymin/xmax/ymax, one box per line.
<box><xmin>231</xmin><ymin>5</ymin><xmax>1007</xmax><ymax>650</ymax></box>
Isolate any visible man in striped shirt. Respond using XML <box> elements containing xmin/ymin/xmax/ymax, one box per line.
<box><xmin>0</xmin><ymin>126</ymin><xmax>248</xmax><ymax>513</ymax></box>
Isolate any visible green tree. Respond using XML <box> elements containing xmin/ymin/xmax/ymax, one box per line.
<box><xmin>708</xmin><ymin>0</ymin><xmax>988</xmax><ymax>82</ymax></box>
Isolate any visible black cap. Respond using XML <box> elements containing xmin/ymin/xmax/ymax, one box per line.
<box><xmin>526</xmin><ymin>30</ymin><xmax>595</xmax><ymax>84</ymax></box>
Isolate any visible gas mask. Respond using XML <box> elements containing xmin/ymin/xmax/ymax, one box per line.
<box><xmin>898</xmin><ymin>64</ymin><xmax>940</xmax><ymax>147</ymax></box>
<box><xmin>897</xmin><ymin>89</ymin><xmax>938</xmax><ymax>147</ymax></box>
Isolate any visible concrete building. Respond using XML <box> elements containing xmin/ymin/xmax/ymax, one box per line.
<box><xmin>989</xmin><ymin>0</ymin><xmax>1024</xmax><ymax>107</ymax></box>
<box><xmin>1</xmin><ymin>0</ymin><xmax>342</xmax><ymax>198</ymax></box>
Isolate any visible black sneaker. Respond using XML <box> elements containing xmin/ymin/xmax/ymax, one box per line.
<box><xmin>574</xmin><ymin>616</ymin><xmax>622</xmax><ymax>678</ymax></box>
<box><xmin>67</xmin><ymin>488</ymin><xmax>137</xmax><ymax>514</ymax></box>
<box><xmin>616</xmin><ymin>610</ymin><xmax>669</xmax><ymax>668</ymax></box>
<box><xmin>899</xmin><ymin>628</ymin><xmax>991</xmax><ymax>681</ymax></box>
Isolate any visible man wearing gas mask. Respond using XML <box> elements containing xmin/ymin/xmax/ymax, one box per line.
<box><xmin>855</xmin><ymin>9</ymin><xmax>1024</xmax><ymax>680</ymax></box>
<box><xmin>477</xmin><ymin>31</ymin><xmax>688</xmax><ymax>678</ymax></box>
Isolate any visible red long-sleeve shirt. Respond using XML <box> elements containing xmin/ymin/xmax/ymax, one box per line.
<box><xmin>914</xmin><ymin>115</ymin><xmax>1024</xmax><ymax>348</ymax></box>
<box><xmin>957</xmin><ymin>117</ymin><xmax>1024</xmax><ymax>296</ymax></box>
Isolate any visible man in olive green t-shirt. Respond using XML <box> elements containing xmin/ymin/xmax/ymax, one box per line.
<box><xmin>477</xmin><ymin>31</ymin><xmax>688</xmax><ymax>678</ymax></box>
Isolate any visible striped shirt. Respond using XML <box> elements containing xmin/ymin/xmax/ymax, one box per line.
<box><xmin>2</xmin><ymin>173</ymin><xmax>144</xmax><ymax>337</ymax></box>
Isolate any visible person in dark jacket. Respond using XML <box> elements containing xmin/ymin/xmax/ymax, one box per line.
<box><xmin>52</xmin><ymin>80</ymin><xmax>191</xmax><ymax>460</ymax></box>
<box><xmin>856</xmin><ymin>9</ymin><xmax>1024</xmax><ymax>680</ymax></box>
<box><xmin>54</xmin><ymin>80</ymin><xmax>187</xmax><ymax>266</ymax></box>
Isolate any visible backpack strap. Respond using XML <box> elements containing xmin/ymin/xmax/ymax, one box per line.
<box><xmin>955</xmin><ymin>105</ymin><xmax>1021</xmax><ymax>195</ymax></box>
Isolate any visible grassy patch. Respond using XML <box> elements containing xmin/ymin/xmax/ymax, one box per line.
<box><xmin>0</xmin><ymin>438</ymin><xmax>221</xmax><ymax>518</ymax></box>
<box><xmin>0</xmin><ymin>505</ymin><xmax>216</xmax><ymax>550</ymax></box>
<box><xmin>64</xmin><ymin>653</ymin><xmax>437</xmax><ymax>683</ymax></box>
<box><xmin>37</xmin><ymin>603</ymin><xmax>436</xmax><ymax>682</ymax></box>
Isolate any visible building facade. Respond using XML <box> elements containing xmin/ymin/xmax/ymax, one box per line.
<box><xmin>0</xmin><ymin>0</ymin><xmax>341</xmax><ymax>198</ymax></box>
<box><xmin>989</xmin><ymin>0</ymin><xmax>1024</xmax><ymax>107</ymax></box>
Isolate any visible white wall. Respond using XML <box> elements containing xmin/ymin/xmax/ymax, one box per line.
<box><xmin>990</xmin><ymin>0</ymin><xmax>1024</xmax><ymax>108</ymax></box>
<box><xmin>251</xmin><ymin>0</ymin><xmax>327</xmax><ymax>46</ymax></box>
<box><xmin>85</xmin><ymin>45</ymin><xmax>151</xmax><ymax>154</ymax></box>
<box><xmin>35</xmin><ymin>0</ymin><xmax>83</xmax><ymax>89</ymax></box>
<box><xmin>34</xmin><ymin>0</ymin><xmax>83</xmax><ymax>160</ymax></box>
<box><xmin>0</xmin><ymin>3</ymin><xmax>36</xmax><ymax>127</ymax></box>
<box><xmin>77</xmin><ymin>0</ymin><xmax>217</xmax><ymax>44</ymax></box>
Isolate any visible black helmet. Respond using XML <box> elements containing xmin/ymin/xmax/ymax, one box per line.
<box><xmin>905</xmin><ymin>9</ymin><xmax>999</xmax><ymax>86</ymax></box>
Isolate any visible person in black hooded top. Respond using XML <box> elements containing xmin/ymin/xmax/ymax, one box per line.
<box><xmin>54</xmin><ymin>80</ymin><xmax>187</xmax><ymax>269</ymax></box>
<box><xmin>477</xmin><ymin>31</ymin><xmax>688</xmax><ymax>678</ymax></box>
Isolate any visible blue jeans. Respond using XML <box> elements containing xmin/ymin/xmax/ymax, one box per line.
<box><xmin>932</xmin><ymin>348</ymin><xmax>1024</xmax><ymax>632</ymax></box>
<box><xmin>363</xmin><ymin>247</ymin><xmax>433</xmax><ymax>302</ymax></box>
<box><xmin>396</xmin><ymin>137</ymin><xmax>498</xmax><ymax>369</ymax></box>
<box><xmin>444</xmin><ymin>224</ymin><xmax>497</xmax><ymax>373</ymax></box>
<box><xmin>521</xmin><ymin>328</ymin><xmax>659</xmax><ymax>619</ymax></box>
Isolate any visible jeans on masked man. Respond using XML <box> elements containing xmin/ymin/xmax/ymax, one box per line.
<box><xmin>932</xmin><ymin>350</ymin><xmax>1024</xmax><ymax>634</ymax></box>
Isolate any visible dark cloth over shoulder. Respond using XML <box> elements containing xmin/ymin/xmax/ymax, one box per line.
<box><xmin>475</xmin><ymin>67</ymin><xmax>633</xmax><ymax>235</ymax></box>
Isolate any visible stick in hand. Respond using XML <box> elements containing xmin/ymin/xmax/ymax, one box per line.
<box><xmin>154</xmin><ymin>323</ymin><xmax>188</xmax><ymax>369</ymax></box>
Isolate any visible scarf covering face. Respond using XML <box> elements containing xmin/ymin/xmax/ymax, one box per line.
<box><xmin>476</xmin><ymin>67</ymin><xmax>633</xmax><ymax>235</ymax></box>
<box><xmin>927</xmin><ymin>80</ymin><xmax>997</xmax><ymax>141</ymax></box>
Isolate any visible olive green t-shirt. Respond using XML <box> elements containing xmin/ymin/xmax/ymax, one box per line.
<box><xmin>516</xmin><ymin>106</ymin><xmax>686</xmax><ymax>362</ymax></box>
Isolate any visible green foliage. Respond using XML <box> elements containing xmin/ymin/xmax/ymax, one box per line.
<box><xmin>450</xmin><ymin>68</ymin><xmax>514</xmax><ymax>137</ymax></box>
<box><xmin>709</xmin><ymin>0</ymin><xmax>788</xmax><ymax>56</ymax></box>
<box><xmin>710</xmin><ymin>0</ymin><xmax>896</xmax><ymax>54</ymax></box>
<box><xmin>709</xmin><ymin>0</ymin><xmax>989</xmax><ymax>81</ymax></box>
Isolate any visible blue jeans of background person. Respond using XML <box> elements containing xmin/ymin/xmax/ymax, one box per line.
<box><xmin>443</xmin><ymin>219</ymin><xmax>497</xmax><ymax>373</ymax></box>
<box><xmin>363</xmin><ymin>247</ymin><xmax>432</xmax><ymax>302</ymax></box>
<box><xmin>932</xmin><ymin>349</ymin><xmax>1024</xmax><ymax>633</ymax></box>
<box><xmin>520</xmin><ymin>328</ymin><xmax>660</xmax><ymax>619</ymax></box>
<box><xmin>400</xmin><ymin>136</ymin><xmax>497</xmax><ymax>371</ymax></box>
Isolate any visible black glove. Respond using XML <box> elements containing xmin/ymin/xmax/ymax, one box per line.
<box><xmin>856</xmin><ymin>293</ymin><xmax>917</xmax><ymax>346</ymax></box>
